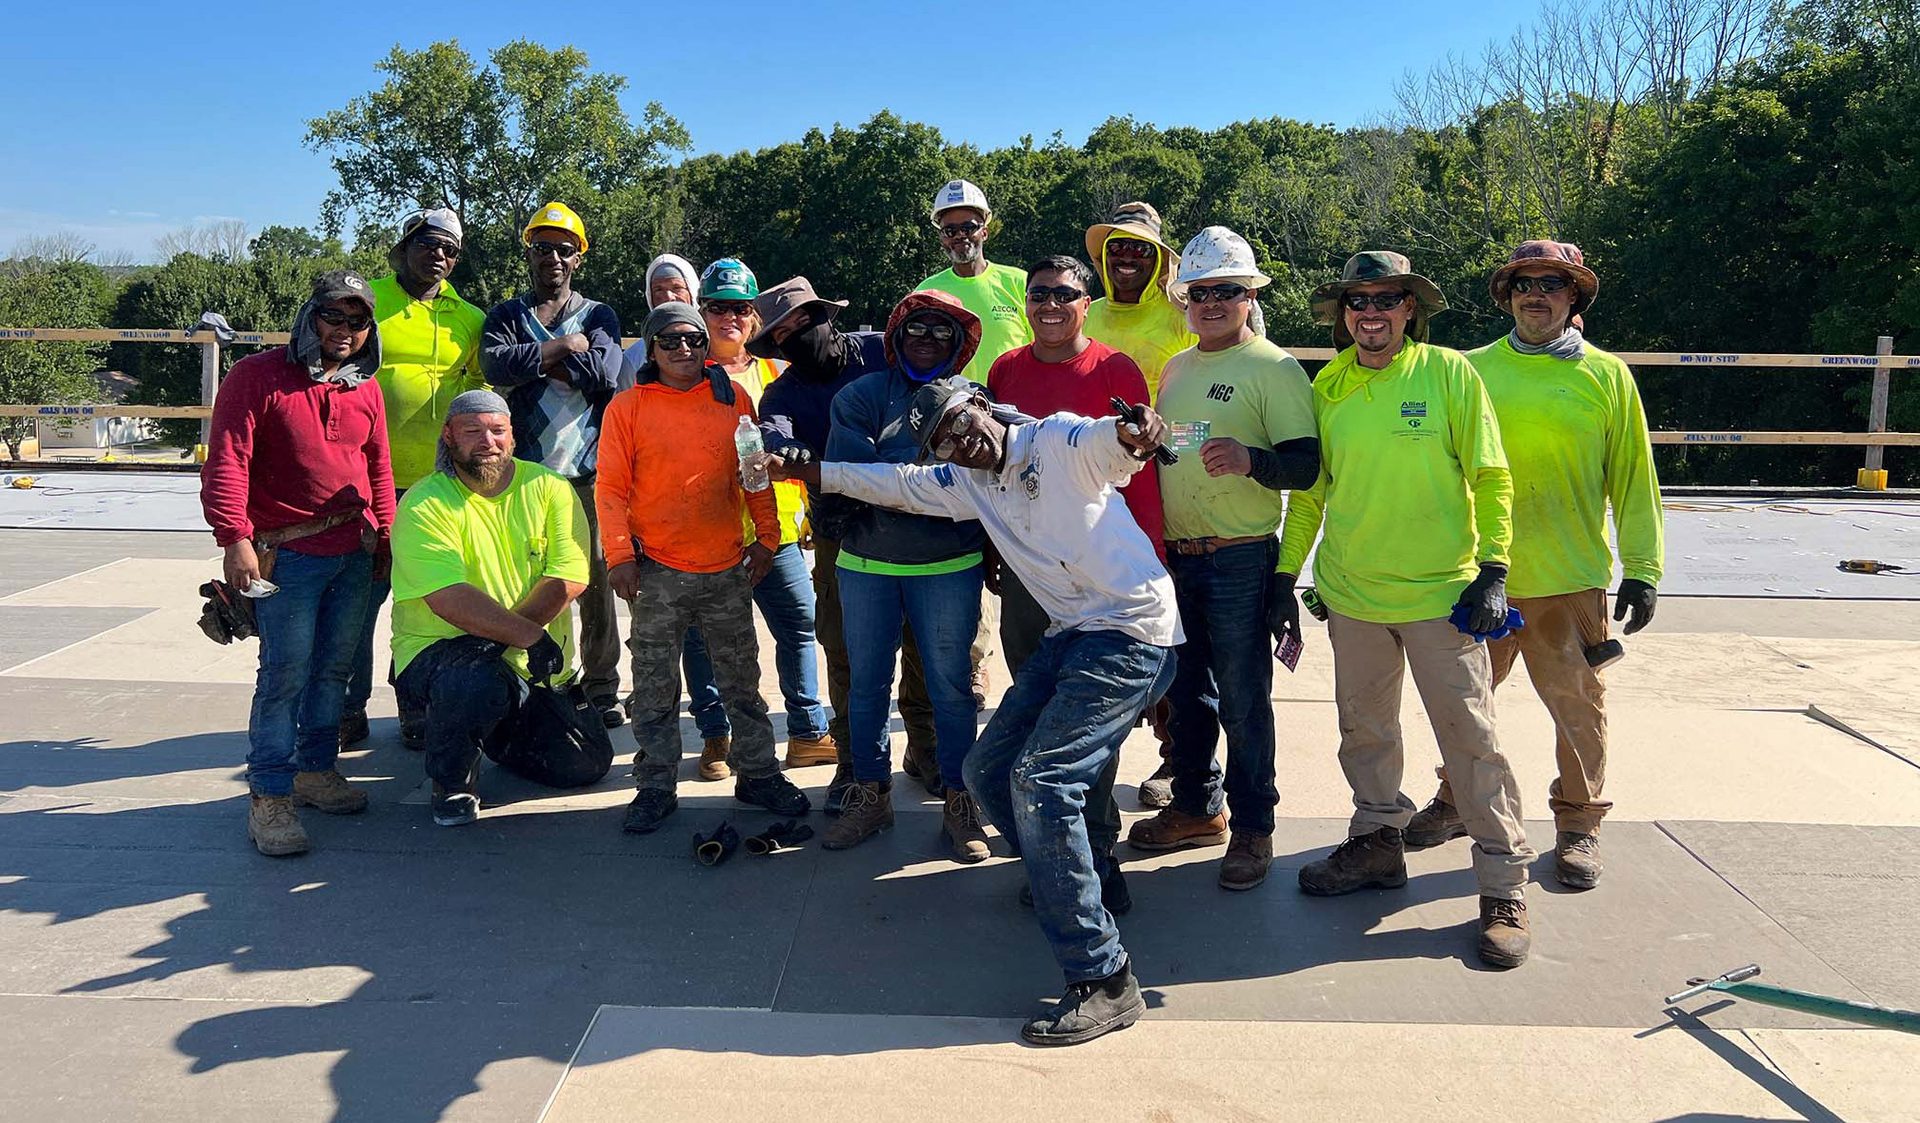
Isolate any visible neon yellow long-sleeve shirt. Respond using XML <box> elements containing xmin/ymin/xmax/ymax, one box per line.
<box><xmin>1468</xmin><ymin>337</ymin><xmax>1664</xmax><ymax>598</ymax></box>
<box><xmin>370</xmin><ymin>274</ymin><xmax>486</xmax><ymax>489</ymax></box>
<box><xmin>1278</xmin><ymin>341</ymin><xmax>1512</xmax><ymax>624</ymax></box>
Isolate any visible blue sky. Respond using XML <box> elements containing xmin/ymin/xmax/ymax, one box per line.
<box><xmin>0</xmin><ymin>1</ymin><xmax>1540</xmax><ymax>261</ymax></box>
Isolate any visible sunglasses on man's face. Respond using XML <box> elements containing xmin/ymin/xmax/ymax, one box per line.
<box><xmin>940</xmin><ymin>220</ymin><xmax>985</xmax><ymax>238</ymax></box>
<box><xmin>1187</xmin><ymin>282</ymin><xmax>1248</xmax><ymax>304</ymax></box>
<box><xmin>412</xmin><ymin>237</ymin><xmax>461</xmax><ymax>259</ymax></box>
<box><xmin>703</xmin><ymin>301</ymin><xmax>754</xmax><ymax>318</ymax></box>
<box><xmin>1508</xmin><ymin>274</ymin><xmax>1571</xmax><ymax>294</ymax></box>
<box><xmin>654</xmin><ymin>332</ymin><xmax>708</xmax><ymax>352</ymax></box>
<box><xmin>526</xmin><ymin>241</ymin><xmax>579</xmax><ymax>260</ymax></box>
<box><xmin>1026</xmin><ymin>285</ymin><xmax>1086</xmax><ymax>306</ymax></box>
<box><xmin>1343</xmin><ymin>291</ymin><xmax>1411</xmax><ymax>312</ymax></box>
<box><xmin>314</xmin><ymin>308</ymin><xmax>373</xmax><ymax>331</ymax></box>
<box><xmin>932</xmin><ymin>406</ymin><xmax>983</xmax><ymax>461</ymax></box>
<box><xmin>902</xmin><ymin>322</ymin><xmax>956</xmax><ymax>342</ymax></box>
<box><xmin>1106</xmin><ymin>239</ymin><xmax>1157</xmax><ymax>260</ymax></box>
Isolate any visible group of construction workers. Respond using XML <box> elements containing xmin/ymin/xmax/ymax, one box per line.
<box><xmin>200</xmin><ymin>179</ymin><xmax>1663</xmax><ymax>1047</ymax></box>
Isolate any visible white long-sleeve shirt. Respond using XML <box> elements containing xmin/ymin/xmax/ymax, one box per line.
<box><xmin>822</xmin><ymin>414</ymin><xmax>1183</xmax><ymax>648</ymax></box>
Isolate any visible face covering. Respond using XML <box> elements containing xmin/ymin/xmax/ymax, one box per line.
<box><xmin>778</xmin><ymin>322</ymin><xmax>847</xmax><ymax>380</ymax></box>
<box><xmin>1508</xmin><ymin>324</ymin><xmax>1586</xmax><ymax>361</ymax></box>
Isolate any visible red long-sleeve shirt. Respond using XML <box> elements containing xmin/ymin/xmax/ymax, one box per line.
<box><xmin>200</xmin><ymin>347</ymin><xmax>396</xmax><ymax>554</ymax></box>
<box><xmin>987</xmin><ymin>340</ymin><xmax>1166</xmax><ymax>558</ymax></box>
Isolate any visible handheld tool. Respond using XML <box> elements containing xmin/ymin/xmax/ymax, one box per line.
<box><xmin>1665</xmin><ymin>964</ymin><xmax>1920</xmax><ymax>1034</ymax></box>
<box><xmin>1109</xmin><ymin>397</ymin><xmax>1177</xmax><ymax>466</ymax></box>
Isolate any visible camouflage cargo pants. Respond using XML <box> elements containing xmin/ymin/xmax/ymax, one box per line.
<box><xmin>627</xmin><ymin>557</ymin><xmax>775</xmax><ymax>792</ymax></box>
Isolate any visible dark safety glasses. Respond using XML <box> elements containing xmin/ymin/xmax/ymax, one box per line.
<box><xmin>932</xmin><ymin>407</ymin><xmax>982</xmax><ymax>461</ymax></box>
<box><xmin>1026</xmin><ymin>285</ymin><xmax>1087</xmax><ymax>306</ymax></box>
<box><xmin>314</xmin><ymin>308</ymin><xmax>373</xmax><ymax>331</ymax></box>
<box><xmin>412</xmin><ymin>237</ymin><xmax>461</xmax><ymax>259</ymax></box>
<box><xmin>1187</xmin><ymin>282</ymin><xmax>1249</xmax><ymax>304</ymax></box>
<box><xmin>653</xmin><ymin>332</ymin><xmax>708</xmax><ymax>351</ymax></box>
<box><xmin>1508</xmin><ymin>274</ymin><xmax>1571</xmax><ymax>294</ymax></box>
<box><xmin>902</xmin><ymin>322</ymin><xmax>956</xmax><ymax>342</ymax></box>
<box><xmin>1343</xmin><ymin>291</ymin><xmax>1411</xmax><ymax>312</ymax></box>
<box><xmin>526</xmin><ymin>241</ymin><xmax>579</xmax><ymax>259</ymax></box>
<box><xmin>1105</xmin><ymin>239</ymin><xmax>1157</xmax><ymax>260</ymax></box>
<box><xmin>940</xmin><ymin>220</ymin><xmax>985</xmax><ymax>238</ymax></box>
<box><xmin>702</xmin><ymin>300</ymin><xmax>754</xmax><ymax>318</ymax></box>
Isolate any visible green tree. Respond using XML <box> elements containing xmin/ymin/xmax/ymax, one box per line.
<box><xmin>0</xmin><ymin>260</ymin><xmax>110</xmax><ymax>451</ymax></box>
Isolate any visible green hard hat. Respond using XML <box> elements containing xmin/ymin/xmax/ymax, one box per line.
<box><xmin>700</xmin><ymin>258</ymin><xmax>759</xmax><ymax>301</ymax></box>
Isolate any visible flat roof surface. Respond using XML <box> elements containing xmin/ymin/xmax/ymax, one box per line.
<box><xmin>1</xmin><ymin>514</ymin><xmax>1917</xmax><ymax>1121</ymax></box>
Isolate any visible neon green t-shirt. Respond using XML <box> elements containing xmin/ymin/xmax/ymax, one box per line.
<box><xmin>389</xmin><ymin>462</ymin><xmax>591</xmax><ymax>679</ymax></box>
<box><xmin>1469</xmin><ymin>337</ymin><xmax>1664</xmax><ymax>599</ymax></box>
<box><xmin>1279</xmin><ymin>341</ymin><xmax>1513</xmax><ymax>625</ymax></box>
<box><xmin>1154</xmin><ymin>335</ymin><xmax>1316</xmax><ymax>540</ymax></box>
<box><xmin>370</xmin><ymin>274</ymin><xmax>487</xmax><ymax>489</ymax></box>
<box><xmin>918</xmin><ymin>263</ymin><xmax>1031</xmax><ymax>384</ymax></box>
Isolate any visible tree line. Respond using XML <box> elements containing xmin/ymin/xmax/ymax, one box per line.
<box><xmin>2</xmin><ymin>0</ymin><xmax>1914</xmax><ymax>484</ymax></box>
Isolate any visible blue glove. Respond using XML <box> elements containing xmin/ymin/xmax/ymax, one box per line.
<box><xmin>1449</xmin><ymin>601</ymin><xmax>1526</xmax><ymax>642</ymax></box>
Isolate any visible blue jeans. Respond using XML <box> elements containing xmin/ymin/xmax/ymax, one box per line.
<box><xmin>838</xmin><ymin>563</ymin><xmax>981</xmax><ymax>788</ymax></box>
<box><xmin>1166</xmin><ymin>539</ymin><xmax>1280</xmax><ymax>835</ymax></box>
<box><xmin>681</xmin><ymin>543</ymin><xmax>829</xmax><ymax>740</ymax></box>
<box><xmin>247</xmin><ymin>547</ymin><xmax>373</xmax><ymax>796</ymax></box>
<box><xmin>394</xmin><ymin>636</ymin><xmax>530</xmax><ymax>794</ymax></box>
<box><xmin>966</xmin><ymin>629</ymin><xmax>1175</xmax><ymax>983</ymax></box>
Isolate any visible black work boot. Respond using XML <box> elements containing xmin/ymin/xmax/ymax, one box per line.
<box><xmin>337</xmin><ymin>708</ymin><xmax>370</xmax><ymax>748</ymax></box>
<box><xmin>1021</xmin><ymin>959</ymin><xmax>1146</xmax><ymax>1046</ymax></box>
<box><xmin>734</xmin><ymin>772</ymin><xmax>811</xmax><ymax>817</ymax></box>
<box><xmin>1405</xmin><ymin>794</ymin><xmax>1467</xmax><ymax>850</ymax></box>
<box><xmin>622</xmin><ymin>789</ymin><xmax>678</xmax><ymax>834</ymax></box>
<box><xmin>1298</xmin><ymin>826</ymin><xmax>1409</xmax><ymax>896</ymax></box>
<box><xmin>824</xmin><ymin>760</ymin><xmax>855</xmax><ymax>816</ymax></box>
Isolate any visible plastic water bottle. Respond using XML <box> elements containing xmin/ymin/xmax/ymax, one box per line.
<box><xmin>735</xmin><ymin>416</ymin><xmax>770</xmax><ymax>492</ymax></box>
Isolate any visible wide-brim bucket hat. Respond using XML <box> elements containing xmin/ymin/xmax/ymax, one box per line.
<box><xmin>1171</xmin><ymin>226</ymin><xmax>1272</xmax><ymax>299</ymax></box>
<box><xmin>1489</xmin><ymin>239</ymin><xmax>1599</xmax><ymax>315</ymax></box>
<box><xmin>1084</xmin><ymin>201</ymin><xmax>1176</xmax><ymax>262</ymax></box>
<box><xmin>746</xmin><ymin>276</ymin><xmax>850</xmax><ymax>359</ymax></box>
<box><xmin>1311</xmin><ymin>250</ymin><xmax>1448</xmax><ymax>347</ymax></box>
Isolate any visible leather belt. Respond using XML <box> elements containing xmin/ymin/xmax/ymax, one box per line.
<box><xmin>1164</xmin><ymin>534</ymin><xmax>1269</xmax><ymax>556</ymax></box>
<box><xmin>254</xmin><ymin>510</ymin><xmax>362</xmax><ymax>549</ymax></box>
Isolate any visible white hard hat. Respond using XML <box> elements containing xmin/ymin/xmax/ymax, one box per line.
<box><xmin>1172</xmin><ymin>226</ymin><xmax>1271</xmax><ymax>298</ymax></box>
<box><xmin>930</xmin><ymin>179</ymin><xmax>991</xmax><ymax>222</ymax></box>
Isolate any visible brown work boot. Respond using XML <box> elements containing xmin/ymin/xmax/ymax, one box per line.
<box><xmin>292</xmin><ymin>769</ymin><xmax>369</xmax><ymax>815</ymax></box>
<box><xmin>1478</xmin><ymin>894</ymin><xmax>1531</xmax><ymax>967</ymax></box>
<box><xmin>824</xmin><ymin>759</ymin><xmax>856</xmax><ymax>815</ymax></box>
<box><xmin>1404</xmin><ymin>794</ymin><xmax>1467</xmax><ymax>849</ymax></box>
<box><xmin>1298</xmin><ymin>827</ymin><xmax>1408</xmax><ymax>896</ymax></box>
<box><xmin>1218</xmin><ymin>832</ymin><xmax>1274</xmax><ymax>891</ymax></box>
<box><xmin>901</xmin><ymin>742</ymin><xmax>943</xmax><ymax>795</ymax></box>
<box><xmin>970</xmin><ymin>665</ymin><xmax>991</xmax><ymax>712</ymax></box>
<box><xmin>784</xmin><ymin>733</ymin><xmax>838</xmax><ymax>769</ymax></box>
<box><xmin>1555</xmin><ymin>830</ymin><xmax>1603</xmax><ymax>889</ymax></box>
<box><xmin>698</xmin><ymin>737</ymin><xmax>732</xmax><ymax>781</ymax></box>
<box><xmin>942</xmin><ymin>789</ymin><xmax>991</xmax><ymax>863</ymax></box>
<box><xmin>247</xmin><ymin>794</ymin><xmax>309</xmax><ymax>857</ymax></box>
<box><xmin>822</xmin><ymin>780</ymin><xmax>893</xmax><ymax>849</ymax></box>
<box><xmin>1126</xmin><ymin>807</ymin><xmax>1229</xmax><ymax>852</ymax></box>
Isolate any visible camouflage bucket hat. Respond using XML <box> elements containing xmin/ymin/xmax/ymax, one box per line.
<box><xmin>1489</xmin><ymin>240</ymin><xmax>1599</xmax><ymax>316</ymax></box>
<box><xmin>1310</xmin><ymin>251</ymin><xmax>1449</xmax><ymax>348</ymax></box>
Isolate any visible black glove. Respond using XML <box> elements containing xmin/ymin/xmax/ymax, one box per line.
<box><xmin>770</xmin><ymin>439</ymin><xmax>814</xmax><ymax>466</ymax></box>
<box><xmin>1267</xmin><ymin>571</ymin><xmax>1301</xmax><ymax>646</ymax></box>
<box><xmin>1456</xmin><ymin>563</ymin><xmax>1509</xmax><ymax>635</ymax></box>
<box><xmin>526</xmin><ymin>633</ymin><xmax>565</xmax><ymax>684</ymax></box>
<box><xmin>1614</xmin><ymin>578</ymin><xmax>1657</xmax><ymax>635</ymax></box>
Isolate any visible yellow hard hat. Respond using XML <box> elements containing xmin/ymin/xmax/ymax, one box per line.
<box><xmin>523</xmin><ymin>202</ymin><xmax>589</xmax><ymax>253</ymax></box>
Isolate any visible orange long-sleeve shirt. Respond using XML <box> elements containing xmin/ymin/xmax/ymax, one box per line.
<box><xmin>595</xmin><ymin>379</ymin><xmax>778</xmax><ymax>574</ymax></box>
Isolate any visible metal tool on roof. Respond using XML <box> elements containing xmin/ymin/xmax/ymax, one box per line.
<box><xmin>1665</xmin><ymin>964</ymin><xmax>1920</xmax><ymax>1033</ymax></box>
<box><xmin>1837</xmin><ymin>559</ymin><xmax>1908</xmax><ymax>574</ymax></box>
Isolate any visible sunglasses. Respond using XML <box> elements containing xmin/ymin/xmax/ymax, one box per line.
<box><xmin>412</xmin><ymin>237</ymin><xmax>461</xmax><ymax>259</ymax></box>
<box><xmin>1026</xmin><ymin>285</ymin><xmax>1086</xmax><ymax>306</ymax></box>
<box><xmin>526</xmin><ymin>241</ymin><xmax>579</xmax><ymax>259</ymax></box>
<box><xmin>932</xmin><ymin>405</ymin><xmax>983</xmax><ymax>461</ymax></box>
<box><xmin>1508</xmin><ymin>274</ymin><xmax>1571</xmax><ymax>294</ymax></box>
<box><xmin>1187</xmin><ymin>282</ymin><xmax>1249</xmax><ymax>304</ymax></box>
<box><xmin>314</xmin><ymin>308</ymin><xmax>373</xmax><ymax>331</ymax></box>
<box><xmin>654</xmin><ymin>332</ymin><xmax>709</xmax><ymax>352</ymax></box>
<box><xmin>1342</xmin><ymin>291</ymin><xmax>1412</xmax><ymax>312</ymax></box>
<box><xmin>902</xmin><ymin>322</ymin><xmax>956</xmax><ymax>342</ymax></box>
<box><xmin>702</xmin><ymin>300</ymin><xmax>754</xmax><ymax>318</ymax></box>
<box><xmin>1106</xmin><ymin>239</ymin><xmax>1157</xmax><ymax>260</ymax></box>
<box><xmin>939</xmin><ymin>220</ymin><xmax>985</xmax><ymax>238</ymax></box>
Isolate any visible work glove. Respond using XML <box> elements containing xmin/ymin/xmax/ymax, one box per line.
<box><xmin>1267</xmin><ymin>571</ymin><xmax>1301</xmax><ymax>647</ymax></box>
<box><xmin>768</xmin><ymin>438</ymin><xmax>813</xmax><ymax>466</ymax></box>
<box><xmin>1455</xmin><ymin>563</ymin><xmax>1509</xmax><ymax>636</ymax></box>
<box><xmin>1613</xmin><ymin>578</ymin><xmax>1658</xmax><ymax>635</ymax></box>
<box><xmin>526</xmin><ymin>634</ymin><xmax>565</xmax><ymax>685</ymax></box>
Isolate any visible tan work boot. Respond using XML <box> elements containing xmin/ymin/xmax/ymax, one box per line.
<box><xmin>292</xmin><ymin>769</ymin><xmax>369</xmax><ymax>815</ymax></box>
<box><xmin>942</xmin><ymin>789</ymin><xmax>991</xmax><ymax>863</ymax></box>
<box><xmin>1555</xmin><ymin>830</ymin><xmax>1603</xmax><ymax>889</ymax></box>
<box><xmin>784</xmin><ymin>733</ymin><xmax>839</xmax><ymax>769</ymax></box>
<box><xmin>248</xmin><ymin>794</ymin><xmax>309</xmax><ymax>857</ymax></box>
<box><xmin>1478</xmin><ymin>894</ymin><xmax>1531</xmax><ymax>967</ymax></box>
<box><xmin>1298</xmin><ymin>827</ymin><xmax>1408</xmax><ymax>896</ymax></box>
<box><xmin>1127</xmin><ymin>807</ymin><xmax>1228</xmax><ymax>852</ymax></box>
<box><xmin>1218</xmin><ymin>832</ymin><xmax>1274</xmax><ymax>891</ymax></box>
<box><xmin>822</xmin><ymin>780</ymin><xmax>893</xmax><ymax>849</ymax></box>
<box><xmin>698</xmin><ymin>736</ymin><xmax>732</xmax><ymax>781</ymax></box>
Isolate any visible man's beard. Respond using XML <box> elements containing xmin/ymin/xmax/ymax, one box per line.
<box><xmin>457</xmin><ymin>450</ymin><xmax>512</xmax><ymax>489</ymax></box>
<box><xmin>946</xmin><ymin>242</ymin><xmax>981</xmax><ymax>266</ymax></box>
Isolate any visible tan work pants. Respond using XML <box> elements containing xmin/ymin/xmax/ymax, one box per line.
<box><xmin>1435</xmin><ymin>589</ymin><xmax>1612</xmax><ymax>833</ymax></box>
<box><xmin>1329</xmin><ymin>612</ymin><xmax>1532</xmax><ymax>898</ymax></box>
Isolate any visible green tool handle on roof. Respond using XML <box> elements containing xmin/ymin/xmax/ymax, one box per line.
<box><xmin>1666</xmin><ymin>964</ymin><xmax>1920</xmax><ymax>1034</ymax></box>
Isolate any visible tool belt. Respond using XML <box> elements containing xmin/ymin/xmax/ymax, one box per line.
<box><xmin>197</xmin><ymin>510</ymin><xmax>371</xmax><ymax>645</ymax></box>
<box><xmin>1164</xmin><ymin>534</ymin><xmax>1270</xmax><ymax>556</ymax></box>
<box><xmin>253</xmin><ymin>510</ymin><xmax>372</xmax><ymax>581</ymax></box>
